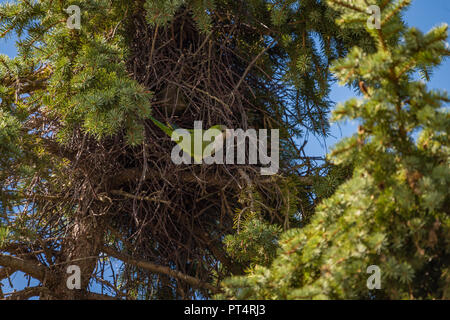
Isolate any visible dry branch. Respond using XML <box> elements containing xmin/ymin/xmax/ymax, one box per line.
<box><xmin>0</xmin><ymin>254</ymin><xmax>48</xmax><ymax>282</ymax></box>
<box><xmin>102</xmin><ymin>246</ymin><xmax>219</xmax><ymax>294</ymax></box>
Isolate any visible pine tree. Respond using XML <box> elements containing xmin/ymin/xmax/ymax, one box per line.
<box><xmin>219</xmin><ymin>0</ymin><xmax>449</xmax><ymax>299</ymax></box>
<box><xmin>0</xmin><ymin>0</ymin><xmax>371</xmax><ymax>299</ymax></box>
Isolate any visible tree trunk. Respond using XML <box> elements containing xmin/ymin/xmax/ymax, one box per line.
<box><xmin>47</xmin><ymin>208</ymin><xmax>104</xmax><ymax>299</ymax></box>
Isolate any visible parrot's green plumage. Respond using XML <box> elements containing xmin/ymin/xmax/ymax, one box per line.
<box><xmin>149</xmin><ymin>115</ymin><xmax>226</xmax><ymax>163</ymax></box>
<box><xmin>149</xmin><ymin>115</ymin><xmax>177</xmax><ymax>137</ymax></box>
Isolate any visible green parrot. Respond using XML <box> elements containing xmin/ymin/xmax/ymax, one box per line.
<box><xmin>149</xmin><ymin>115</ymin><xmax>227</xmax><ymax>163</ymax></box>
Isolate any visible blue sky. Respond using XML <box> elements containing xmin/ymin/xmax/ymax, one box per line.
<box><xmin>0</xmin><ymin>0</ymin><xmax>449</xmax><ymax>297</ymax></box>
<box><xmin>0</xmin><ymin>0</ymin><xmax>449</xmax><ymax>156</ymax></box>
<box><xmin>304</xmin><ymin>0</ymin><xmax>450</xmax><ymax>156</ymax></box>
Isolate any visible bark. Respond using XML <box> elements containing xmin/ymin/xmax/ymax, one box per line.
<box><xmin>48</xmin><ymin>208</ymin><xmax>105</xmax><ymax>299</ymax></box>
<box><xmin>0</xmin><ymin>254</ymin><xmax>47</xmax><ymax>281</ymax></box>
<box><xmin>102</xmin><ymin>246</ymin><xmax>219</xmax><ymax>294</ymax></box>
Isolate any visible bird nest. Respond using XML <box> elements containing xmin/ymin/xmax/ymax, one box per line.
<box><xmin>117</xmin><ymin>7</ymin><xmax>288</xmax><ymax>288</ymax></box>
<box><xmin>33</xmin><ymin>5</ymin><xmax>306</xmax><ymax>298</ymax></box>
